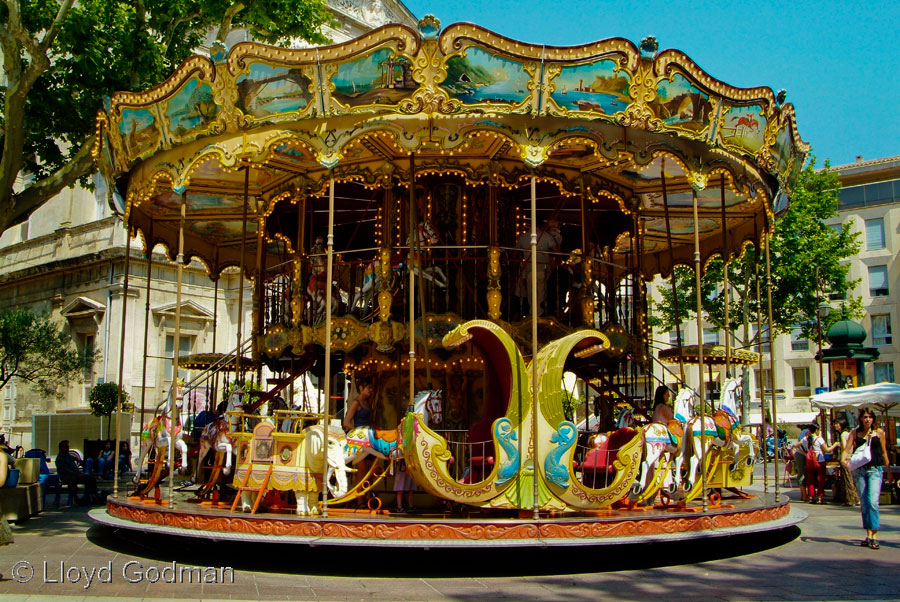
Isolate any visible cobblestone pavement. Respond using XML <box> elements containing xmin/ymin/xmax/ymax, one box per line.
<box><xmin>0</xmin><ymin>465</ymin><xmax>895</xmax><ymax>601</ymax></box>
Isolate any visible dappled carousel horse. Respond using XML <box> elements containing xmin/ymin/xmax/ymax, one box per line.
<box><xmin>195</xmin><ymin>387</ymin><xmax>245</xmax><ymax>482</ymax></box>
<box><xmin>344</xmin><ymin>389</ymin><xmax>443</xmax><ymax>465</ymax></box>
<box><xmin>134</xmin><ymin>381</ymin><xmax>189</xmax><ymax>490</ymax></box>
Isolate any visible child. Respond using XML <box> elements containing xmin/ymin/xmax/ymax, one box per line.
<box><xmin>393</xmin><ymin>458</ymin><xmax>416</xmax><ymax>513</ymax></box>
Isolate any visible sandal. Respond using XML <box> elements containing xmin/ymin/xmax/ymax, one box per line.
<box><xmin>869</xmin><ymin>540</ymin><xmax>880</xmax><ymax>550</ymax></box>
<box><xmin>859</xmin><ymin>538</ymin><xmax>870</xmax><ymax>547</ymax></box>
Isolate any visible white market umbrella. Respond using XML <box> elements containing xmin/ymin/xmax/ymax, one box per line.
<box><xmin>811</xmin><ymin>382</ymin><xmax>900</xmax><ymax>416</ymax></box>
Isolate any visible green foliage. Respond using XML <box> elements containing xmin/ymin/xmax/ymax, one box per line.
<box><xmin>561</xmin><ymin>389</ymin><xmax>578</xmax><ymax>422</ymax></box>
<box><xmin>89</xmin><ymin>381</ymin><xmax>129</xmax><ymax>439</ymax></box>
<box><xmin>649</xmin><ymin>157</ymin><xmax>862</xmax><ymax>348</ymax></box>
<box><xmin>0</xmin><ymin>0</ymin><xmax>335</xmax><ymax>232</ymax></box>
<box><xmin>0</xmin><ymin>307</ymin><xmax>97</xmax><ymax>398</ymax></box>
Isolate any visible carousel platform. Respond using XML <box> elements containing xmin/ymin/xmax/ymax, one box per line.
<box><xmin>90</xmin><ymin>491</ymin><xmax>803</xmax><ymax>548</ymax></box>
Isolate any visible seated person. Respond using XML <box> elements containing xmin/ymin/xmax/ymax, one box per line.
<box><xmin>118</xmin><ymin>441</ymin><xmax>133</xmax><ymax>474</ymax></box>
<box><xmin>86</xmin><ymin>441</ymin><xmax>115</xmax><ymax>478</ymax></box>
<box><xmin>55</xmin><ymin>440</ymin><xmax>99</xmax><ymax>504</ymax></box>
<box><xmin>651</xmin><ymin>385</ymin><xmax>674</xmax><ymax>425</ymax></box>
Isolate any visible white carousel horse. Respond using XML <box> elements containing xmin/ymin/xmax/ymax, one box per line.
<box><xmin>715</xmin><ymin>376</ymin><xmax>756</xmax><ymax>467</ymax></box>
<box><xmin>195</xmin><ymin>387</ymin><xmax>245</xmax><ymax>481</ymax></box>
<box><xmin>674</xmin><ymin>387</ymin><xmax>721</xmax><ymax>491</ymax></box>
<box><xmin>134</xmin><ymin>380</ymin><xmax>189</xmax><ymax>485</ymax></box>
<box><xmin>616</xmin><ymin>408</ymin><xmax>677</xmax><ymax>498</ymax></box>
<box><xmin>344</xmin><ymin>389</ymin><xmax>443</xmax><ymax>465</ymax></box>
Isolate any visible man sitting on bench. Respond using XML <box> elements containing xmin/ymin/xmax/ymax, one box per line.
<box><xmin>55</xmin><ymin>440</ymin><xmax>99</xmax><ymax>505</ymax></box>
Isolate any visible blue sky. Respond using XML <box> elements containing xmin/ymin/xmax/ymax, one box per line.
<box><xmin>405</xmin><ymin>0</ymin><xmax>899</xmax><ymax>167</ymax></box>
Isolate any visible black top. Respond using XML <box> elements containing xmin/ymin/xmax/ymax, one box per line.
<box><xmin>854</xmin><ymin>432</ymin><xmax>885</xmax><ymax>469</ymax></box>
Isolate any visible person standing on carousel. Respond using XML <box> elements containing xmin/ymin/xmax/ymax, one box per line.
<box><xmin>514</xmin><ymin>218</ymin><xmax>562</xmax><ymax>318</ymax></box>
<box><xmin>344</xmin><ymin>378</ymin><xmax>377</xmax><ymax>507</ymax></box>
<box><xmin>842</xmin><ymin>407</ymin><xmax>893</xmax><ymax>550</ymax></box>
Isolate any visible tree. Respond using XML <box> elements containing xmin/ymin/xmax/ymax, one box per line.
<box><xmin>88</xmin><ymin>381</ymin><xmax>129</xmax><ymax>440</ymax></box>
<box><xmin>0</xmin><ymin>0</ymin><xmax>335</xmax><ymax>234</ymax></box>
<box><xmin>649</xmin><ymin>158</ymin><xmax>862</xmax><ymax>412</ymax></box>
<box><xmin>0</xmin><ymin>307</ymin><xmax>96</xmax><ymax>401</ymax></box>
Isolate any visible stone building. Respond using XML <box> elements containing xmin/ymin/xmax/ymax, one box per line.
<box><xmin>0</xmin><ymin>0</ymin><xmax>416</xmax><ymax>447</ymax></box>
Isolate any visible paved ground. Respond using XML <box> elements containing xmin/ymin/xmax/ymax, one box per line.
<box><xmin>0</xmin><ymin>465</ymin><xmax>896</xmax><ymax>601</ymax></box>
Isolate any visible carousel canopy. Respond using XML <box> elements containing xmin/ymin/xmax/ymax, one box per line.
<box><xmin>93</xmin><ymin>17</ymin><xmax>807</xmax><ymax>279</ymax></box>
<box><xmin>658</xmin><ymin>344</ymin><xmax>760</xmax><ymax>366</ymax></box>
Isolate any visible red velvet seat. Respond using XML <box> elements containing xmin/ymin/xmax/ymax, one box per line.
<box><xmin>580</xmin><ymin>427</ymin><xmax>635</xmax><ymax>488</ymax></box>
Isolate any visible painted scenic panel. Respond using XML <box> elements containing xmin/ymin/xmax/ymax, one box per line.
<box><xmin>166</xmin><ymin>79</ymin><xmax>219</xmax><ymax>138</ymax></box>
<box><xmin>189</xmin><ymin>220</ymin><xmax>258</xmax><ymax>240</ymax></box>
<box><xmin>119</xmin><ymin>108</ymin><xmax>160</xmax><ymax>157</ymax></box>
<box><xmin>332</xmin><ymin>47</ymin><xmax>415</xmax><ymax>107</ymax></box>
<box><xmin>551</xmin><ymin>59</ymin><xmax>629</xmax><ymax>114</ymax></box>
<box><xmin>651</xmin><ymin>74</ymin><xmax>712</xmax><ymax>131</ymax></box>
<box><xmin>273</xmin><ymin>142</ymin><xmax>310</xmax><ymax>166</ymax></box>
<box><xmin>772</xmin><ymin>125</ymin><xmax>793</xmax><ymax>172</ymax></box>
<box><xmin>440</xmin><ymin>47</ymin><xmax>532</xmax><ymax>104</ymax></box>
<box><xmin>721</xmin><ymin>105</ymin><xmax>767</xmax><ymax>154</ymax></box>
<box><xmin>236</xmin><ymin>63</ymin><xmax>313</xmax><ymax>118</ymax></box>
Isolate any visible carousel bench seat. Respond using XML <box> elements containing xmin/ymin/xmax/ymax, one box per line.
<box><xmin>579</xmin><ymin>427</ymin><xmax>635</xmax><ymax>489</ymax></box>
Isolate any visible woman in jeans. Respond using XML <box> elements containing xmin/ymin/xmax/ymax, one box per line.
<box><xmin>842</xmin><ymin>407</ymin><xmax>893</xmax><ymax>549</ymax></box>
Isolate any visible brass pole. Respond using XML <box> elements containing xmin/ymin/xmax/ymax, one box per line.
<box><xmin>321</xmin><ymin>173</ymin><xmax>336</xmax><ymax>518</ymax></box>
<box><xmin>530</xmin><ymin>174</ymin><xmax>540</xmax><ymax>520</ymax></box>
<box><xmin>764</xmin><ymin>220</ymin><xmax>780</xmax><ymax>501</ymax></box>
<box><xmin>721</xmin><ymin>174</ymin><xmax>731</xmax><ymax>390</ymax></box>
<box><xmin>254</xmin><ymin>209</ymin><xmax>266</xmax><ymax>387</ymax></box>
<box><xmin>408</xmin><ymin>155</ymin><xmax>417</xmax><ymax>408</ymax></box>
<box><xmin>661</xmin><ymin>163</ymin><xmax>686</xmax><ymax>383</ymax></box>
<box><xmin>754</xmin><ymin>221</ymin><xmax>768</xmax><ymax>493</ymax></box>
<box><xmin>138</xmin><ymin>219</ymin><xmax>153</xmax><ymax>447</ymax></box>
<box><xmin>113</xmin><ymin>216</ymin><xmax>132</xmax><ymax>498</ymax></box>
<box><xmin>692</xmin><ymin>188</ymin><xmax>707</xmax><ymax>512</ymax></box>
<box><xmin>236</xmin><ymin>168</ymin><xmax>249</xmax><ymax>380</ymax></box>
<box><xmin>169</xmin><ymin>193</ymin><xmax>186</xmax><ymax>508</ymax></box>
<box><xmin>137</xmin><ymin>218</ymin><xmax>153</xmax><ymax>454</ymax></box>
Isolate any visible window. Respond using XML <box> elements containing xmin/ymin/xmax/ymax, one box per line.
<box><xmin>868</xmin><ymin>265</ymin><xmax>889</xmax><ymax>297</ymax></box>
<box><xmin>703</xmin><ymin>328</ymin><xmax>719</xmax><ymax>345</ymax></box>
<box><xmin>81</xmin><ymin>335</ymin><xmax>95</xmax><ymax>386</ymax></box>
<box><xmin>873</xmin><ymin>362</ymin><xmax>895</xmax><ymax>383</ymax></box>
<box><xmin>752</xmin><ymin>324</ymin><xmax>770</xmax><ymax>353</ymax></box>
<box><xmin>792</xmin><ymin>367</ymin><xmax>811</xmax><ymax>398</ymax></box>
<box><xmin>790</xmin><ymin>325</ymin><xmax>808</xmax><ymax>351</ymax></box>
<box><xmin>865</xmin><ymin>218</ymin><xmax>885</xmax><ymax>250</ymax></box>
<box><xmin>754</xmin><ymin>369</ymin><xmax>772</xmax><ymax>397</ymax></box>
<box><xmin>668</xmin><ymin>328</ymin><xmax>684</xmax><ymax>346</ymax></box>
<box><xmin>164</xmin><ymin>334</ymin><xmax>195</xmax><ymax>381</ymax></box>
<box><xmin>872</xmin><ymin>314</ymin><xmax>892</xmax><ymax>346</ymax></box>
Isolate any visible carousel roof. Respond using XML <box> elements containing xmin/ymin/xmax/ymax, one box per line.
<box><xmin>658</xmin><ymin>344</ymin><xmax>760</xmax><ymax>366</ymax></box>
<box><xmin>93</xmin><ymin>17</ymin><xmax>807</xmax><ymax>278</ymax></box>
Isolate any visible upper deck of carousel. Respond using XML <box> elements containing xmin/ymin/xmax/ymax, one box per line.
<box><xmin>93</xmin><ymin>17</ymin><xmax>807</xmax><ymax>281</ymax></box>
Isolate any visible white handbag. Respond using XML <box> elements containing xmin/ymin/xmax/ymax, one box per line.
<box><xmin>848</xmin><ymin>434</ymin><xmax>872</xmax><ymax>471</ymax></box>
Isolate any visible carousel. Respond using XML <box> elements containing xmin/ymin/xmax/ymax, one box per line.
<box><xmin>90</xmin><ymin>17</ymin><xmax>807</xmax><ymax>547</ymax></box>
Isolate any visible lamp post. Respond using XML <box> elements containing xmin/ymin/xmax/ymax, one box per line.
<box><xmin>814</xmin><ymin>266</ymin><xmax>832</xmax><ymax>390</ymax></box>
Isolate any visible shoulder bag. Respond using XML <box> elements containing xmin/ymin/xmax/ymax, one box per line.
<box><xmin>847</xmin><ymin>434</ymin><xmax>872</xmax><ymax>471</ymax></box>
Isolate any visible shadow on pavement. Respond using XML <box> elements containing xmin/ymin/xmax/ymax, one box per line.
<box><xmin>86</xmin><ymin>523</ymin><xmax>801</xmax><ymax>577</ymax></box>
